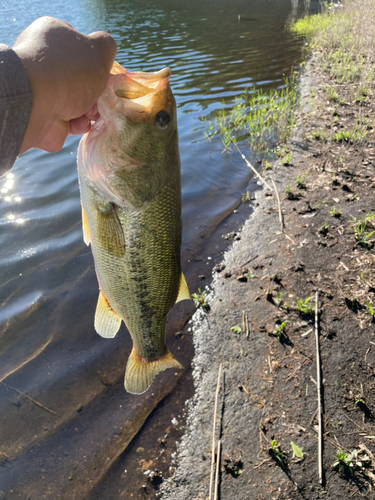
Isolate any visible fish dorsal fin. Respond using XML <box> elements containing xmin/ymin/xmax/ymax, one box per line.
<box><xmin>125</xmin><ymin>347</ymin><xmax>183</xmax><ymax>395</ymax></box>
<box><xmin>96</xmin><ymin>202</ymin><xmax>125</xmax><ymax>257</ymax></box>
<box><xmin>81</xmin><ymin>204</ymin><xmax>90</xmax><ymax>246</ymax></box>
<box><xmin>175</xmin><ymin>272</ymin><xmax>191</xmax><ymax>303</ymax></box>
<box><xmin>95</xmin><ymin>291</ymin><xmax>122</xmax><ymax>338</ymax></box>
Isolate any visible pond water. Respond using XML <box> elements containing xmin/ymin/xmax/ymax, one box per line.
<box><xmin>0</xmin><ymin>0</ymin><xmax>317</xmax><ymax>498</ymax></box>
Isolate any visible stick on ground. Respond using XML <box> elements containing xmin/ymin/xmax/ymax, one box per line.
<box><xmin>271</xmin><ymin>177</ymin><xmax>284</xmax><ymax>232</ymax></box>
<box><xmin>214</xmin><ymin>440</ymin><xmax>221</xmax><ymax>500</ymax></box>
<box><xmin>234</xmin><ymin>143</ymin><xmax>273</xmax><ymax>192</ymax></box>
<box><xmin>315</xmin><ymin>291</ymin><xmax>323</xmax><ymax>484</ymax></box>
<box><xmin>209</xmin><ymin>364</ymin><xmax>222</xmax><ymax>500</ymax></box>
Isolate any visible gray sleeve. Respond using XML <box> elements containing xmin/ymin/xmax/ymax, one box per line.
<box><xmin>0</xmin><ymin>44</ymin><xmax>33</xmax><ymax>178</ymax></box>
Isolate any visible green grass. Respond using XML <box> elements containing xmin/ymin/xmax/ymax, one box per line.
<box><xmin>241</xmin><ymin>190</ymin><xmax>250</xmax><ymax>203</ymax></box>
<box><xmin>290</xmin><ymin>0</ymin><xmax>375</xmax><ymax>100</ymax></box>
<box><xmin>296</xmin><ymin>171</ymin><xmax>309</xmax><ymax>189</ymax></box>
<box><xmin>330</xmin><ymin>207</ymin><xmax>341</xmax><ymax>217</ymax></box>
<box><xmin>192</xmin><ymin>288</ymin><xmax>209</xmax><ymax>309</ymax></box>
<box><xmin>311</xmin><ymin>129</ymin><xmax>326</xmax><ymax>141</ymax></box>
<box><xmin>203</xmin><ymin>75</ymin><xmax>298</xmax><ymax>157</ymax></box>
<box><xmin>325</xmin><ymin>85</ymin><xmax>341</xmax><ymax>103</ymax></box>
<box><xmin>295</xmin><ymin>296</ymin><xmax>314</xmax><ymax>316</ymax></box>
<box><xmin>319</xmin><ymin>222</ymin><xmax>329</xmax><ymax>235</ymax></box>
<box><xmin>350</xmin><ymin>212</ymin><xmax>375</xmax><ymax>249</ymax></box>
<box><xmin>273</xmin><ymin>321</ymin><xmax>288</xmax><ymax>340</ymax></box>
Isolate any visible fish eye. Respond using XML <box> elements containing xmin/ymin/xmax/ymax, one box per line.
<box><xmin>155</xmin><ymin>110</ymin><xmax>170</xmax><ymax>129</ymax></box>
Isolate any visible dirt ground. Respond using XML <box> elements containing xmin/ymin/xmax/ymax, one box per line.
<box><xmin>160</xmin><ymin>54</ymin><xmax>375</xmax><ymax>500</ymax></box>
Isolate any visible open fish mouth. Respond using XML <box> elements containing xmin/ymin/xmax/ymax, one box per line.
<box><xmin>111</xmin><ymin>61</ymin><xmax>171</xmax><ymax>94</ymax></box>
<box><xmin>96</xmin><ymin>62</ymin><xmax>175</xmax><ymax>126</ymax></box>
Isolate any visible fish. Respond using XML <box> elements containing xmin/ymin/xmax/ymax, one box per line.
<box><xmin>77</xmin><ymin>61</ymin><xmax>191</xmax><ymax>395</ymax></box>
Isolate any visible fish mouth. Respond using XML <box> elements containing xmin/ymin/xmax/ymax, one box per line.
<box><xmin>109</xmin><ymin>62</ymin><xmax>171</xmax><ymax>103</ymax></box>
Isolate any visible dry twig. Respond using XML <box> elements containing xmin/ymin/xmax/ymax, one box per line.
<box><xmin>209</xmin><ymin>364</ymin><xmax>222</xmax><ymax>500</ymax></box>
<box><xmin>271</xmin><ymin>177</ymin><xmax>284</xmax><ymax>232</ymax></box>
<box><xmin>214</xmin><ymin>440</ymin><xmax>221</xmax><ymax>500</ymax></box>
<box><xmin>234</xmin><ymin>143</ymin><xmax>273</xmax><ymax>191</ymax></box>
<box><xmin>315</xmin><ymin>291</ymin><xmax>323</xmax><ymax>484</ymax></box>
<box><xmin>1</xmin><ymin>382</ymin><xmax>58</xmax><ymax>416</ymax></box>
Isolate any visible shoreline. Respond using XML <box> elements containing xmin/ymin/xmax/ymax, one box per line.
<box><xmin>161</xmin><ymin>48</ymin><xmax>375</xmax><ymax>500</ymax></box>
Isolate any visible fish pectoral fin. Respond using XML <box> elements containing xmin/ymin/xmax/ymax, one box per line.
<box><xmin>175</xmin><ymin>272</ymin><xmax>192</xmax><ymax>303</ymax></box>
<box><xmin>96</xmin><ymin>202</ymin><xmax>125</xmax><ymax>257</ymax></box>
<box><xmin>125</xmin><ymin>348</ymin><xmax>183</xmax><ymax>395</ymax></box>
<box><xmin>81</xmin><ymin>204</ymin><xmax>90</xmax><ymax>246</ymax></box>
<box><xmin>94</xmin><ymin>291</ymin><xmax>122</xmax><ymax>338</ymax></box>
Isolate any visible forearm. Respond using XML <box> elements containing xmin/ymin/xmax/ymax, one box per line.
<box><xmin>0</xmin><ymin>44</ymin><xmax>33</xmax><ymax>178</ymax></box>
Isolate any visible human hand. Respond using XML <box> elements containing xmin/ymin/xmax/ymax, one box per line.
<box><xmin>13</xmin><ymin>17</ymin><xmax>117</xmax><ymax>154</ymax></box>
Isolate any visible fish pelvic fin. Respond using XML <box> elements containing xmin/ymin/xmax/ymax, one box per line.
<box><xmin>81</xmin><ymin>204</ymin><xmax>90</xmax><ymax>246</ymax></box>
<box><xmin>175</xmin><ymin>272</ymin><xmax>192</xmax><ymax>304</ymax></box>
<box><xmin>94</xmin><ymin>291</ymin><xmax>122</xmax><ymax>338</ymax></box>
<box><xmin>125</xmin><ymin>348</ymin><xmax>183</xmax><ymax>395</ymax></box>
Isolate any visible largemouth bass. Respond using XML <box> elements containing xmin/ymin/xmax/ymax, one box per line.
<box><xmin>77</xmin><ymin>62</ymin><xmax>191</xmax><ymax>394</ymax></box>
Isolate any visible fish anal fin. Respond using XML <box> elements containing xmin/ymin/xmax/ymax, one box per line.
<box><xmin>95</xmin><ymin>291</ymin><xmax>122</xmax><ymax>338</ymax></box>
<box><xmin>125</xmin><ymin>348</ymin><xmax>183</xmax><ymax>395</ymax></box>
<box><xmin>175</xmin><ymin>272</ymin><xmax>191</xmax><ymax>303</ymax></box>
<box><xmin>81</xmin><ymin>204</ymin><xmax>90</xmax><ymax>245</ymax></box>
<box><xmin>96</xmin><ymin>202</ymin><xmax>125</xmax><ymax>257</ymax></box>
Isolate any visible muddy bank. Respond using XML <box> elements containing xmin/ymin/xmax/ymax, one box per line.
<box><xmin>161</xmin><ymin>53</ymin><xmax>375</xmax><ymax>500</ymax></box>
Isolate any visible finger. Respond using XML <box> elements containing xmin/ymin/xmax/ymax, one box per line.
<box><xmin>85</xmin><ymin>103</ymin><xmax>99</xmax><ymax>121</ymax></box>
<box><xmin>70</xmin><ymin>116</ymin><xmax>91</xmax><ymax>135</ymax></box>
<box><xmin>88</xmin><ymin>31</ymin><xmax>117</xmax><ymax>74</ymax></box>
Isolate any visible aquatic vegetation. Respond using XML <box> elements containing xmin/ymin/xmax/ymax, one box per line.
<box><xmin>203</xmin><ymin>75</ymin><xmax>298</xmax><ymax>158</ymax></box>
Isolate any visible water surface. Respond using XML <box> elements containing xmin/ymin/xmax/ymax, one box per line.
<box><xmin>0</xmin><ymin>0</ymin><xmax>316</xmax><ymax>498</ymax></box>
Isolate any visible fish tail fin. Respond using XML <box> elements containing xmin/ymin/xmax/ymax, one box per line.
<box><xmin>125</xmin><ymin>348</ymin><xmax>183</xmax><ymax>395</ymax></box>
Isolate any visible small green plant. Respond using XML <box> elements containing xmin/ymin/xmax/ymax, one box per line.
<box><xmin>244</xmin><ymin>272</ymin><xmax>258</xmax><ymax>279</ymax></box>
<box><xmin>350</xmin><ymin>213</ymin><xmax>375</xmax><ymax>249</ymax></box>
<box><xmin>230</xmin><ymin>325</ymin><xmax>242</xmax><ymax>334</ymax></box>
<box><xmin>275</xmin><ymin>292</ymin><xmax>283</xmax><ymax>306</ymax></box>
<box><xmin>296</xmin><ymin>171</ymin><xmax>309</xmax><ymax>189</ymax></box>
<box><xmin>284</xmin><ymin>185</ymin><xmax>301</xmax><ymax>200</ymax></box>
<box><xmin>274</xmin><ymin>321</ymin><xmax>288</xmax><ymax>340</ymax></box>
<box><xmin>365</xmin><ymin>301</ymin><xmax>375</xmax><ymax>319</ymax></box>
<box><xmin>334</xmin><ymin>130</ymin><xmax>351</xmax><ymax>142</ymax></box>
<box><xmin>319</xmin><ymin>222</ymin><xmax>329</xmax><ymax>235</ymax></box>
<box><xmin>330</xmin><ymin>207</ymin><xmax>341</xmax><ymax>217</ymax></box>
<box><xmin>325</xmin><ymin>85</ymin><xmax>341</xmax><ymax>103</ymax></box>
<box><xmin>295</xmin><ymin>297</ymin><xmax>313</xmax><ymax>316</ymax></box>
<box><xmin>192</xmin><ymin>288</ymin><xmax>209</xmax><ymax>309</ymax></box>
<box><xmin>282</xmin><ymin>151</ymin><xmax>292</xmax><ymax>166</ymax></box>
<box><xmin>262</xmin><ymin>160</ymin><xmax>272</xmax><ymax>170</ymax></box>
<box><xmin>290</xmin><ymin>441</ymin><xmax>304</xmax><ymax>459</ymax></box>
<box><xmin>241</xmin><ymin>190</ymin><xmax>251</xmax><ymax>203</ymax></box>
<box><xmin>332</xmin><ymin>449</ymin><xmax>370</xmax><ymax>475</ymax></box>
<box><xmin>270</xmin><ymin>439</ymin><xmax>285</xmax><ymax>467</ymax></box>
<box><xmin>311</xmin><ymin>129</ymin><xmax>326</xmax><ymax>141</ymax></box>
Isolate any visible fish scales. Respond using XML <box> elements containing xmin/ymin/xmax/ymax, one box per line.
<box><xmin>77</xmin><ymin>62</ymin><xmax>191</xmax><ymax>394</ymax></box>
